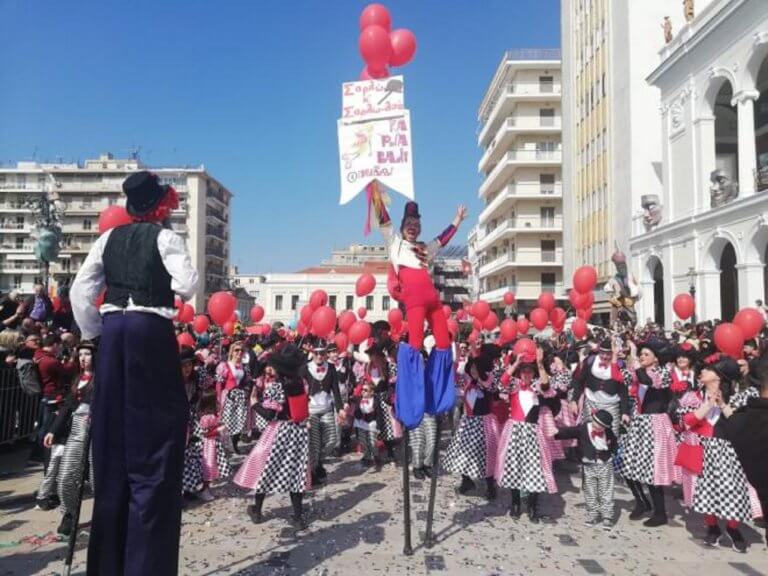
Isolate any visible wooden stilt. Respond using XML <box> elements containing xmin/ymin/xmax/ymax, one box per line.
<box><xmin>402</xmin><ymin>428</ymin><xmax>413</xmax><ymax>556</ymax></box>
<box><xmin>424</xmin><ymin>417</ymin><xmax>442</xmax><ymax>548</ymax></box>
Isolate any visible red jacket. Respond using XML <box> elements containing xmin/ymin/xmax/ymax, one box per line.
<box><xmin>34</xmin><ymin>349</ymin><xmax>77</xmax><ymax>401</ymax></box>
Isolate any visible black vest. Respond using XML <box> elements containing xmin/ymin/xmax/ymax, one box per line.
<box><xmin>103</xmin><ymin>223</ymin><xmax>174</xmax><ymax>309</ymax></box>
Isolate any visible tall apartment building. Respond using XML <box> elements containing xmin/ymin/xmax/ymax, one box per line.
<box><xmin>475</xmin><ymin>49</ymin><xmax>564</xmax><ymax>313</ymax></box>
<box><xmin>0</xmin><ymin>154</ymin><xmax>232</xmax><ymax>311</ymax></box>
<box><xmin>561</xmin><ymin>0</ymin><xmax>667</xmax><ymax>320</ymax></box>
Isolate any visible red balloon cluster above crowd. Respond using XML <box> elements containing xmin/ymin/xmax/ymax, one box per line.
<box><xmin>358</xmin><ymin>4</ymin><xmax>417</xmax><ymax>80</ymax></box>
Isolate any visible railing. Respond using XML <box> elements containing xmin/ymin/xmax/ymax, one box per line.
<box><xmin>207</xmin><ymin>206</ymin><xmax>228</xmax><ymax>223</ymax></box>
<box><xmin>207</xmin><ymin>187</ymin><xmax>228</xmax><ymax>205</ymax></box>
<box><xmin>508</xmin><ymin>83</ymin><xmax>562</xmax><ymax>96</ymax></box>
<box><xmin>479</xmin><ymin>183</ymin><xmax>562</xmax><ymax>221</ymax></box>
<box><xmin>478</xmin><ymin>285</ymin><xmax>518</xmax><ymax>303</ymax></box>
<box><xmin>0</xmin><ymin>367</ymin><xmax>39</xmax><ymax>445</ymax></box>
<box><xmin>505</xmin><ymin>48</ymin><xmax>561</xmax><ymax>61</ymax></box>
<box><xmin>480</xmin><ymin>150</ymin><xmax>562</xmax><ymax>198</ymax></box>
<box><xmin>205</xmin><ymin>224</ymin><xmax>227</xmax><ymax>240</ymax></box>
<box><xmin>206</xmin><ymin>245</ymin><xmax>227</xmax><ymax>259</ymax></box>
<box><xmin>509</xmin><ymin>216</ymin><xmax>562</xmax><ymax>230</ymax></box>
<box><xmin>478</xmin><ymin>253</ymin><xmax>515</xmax><ymax>277</ymax></box>
<box><xmin>0</xmin><ymin>244</ymin><xmax>34</xmax><ymax>252</ymax></box>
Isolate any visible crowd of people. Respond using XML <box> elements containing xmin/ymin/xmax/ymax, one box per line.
<box><xmin>13</xmin><ymin>305</ymin><xmax>768</xmax><ymax>553</ymax></box>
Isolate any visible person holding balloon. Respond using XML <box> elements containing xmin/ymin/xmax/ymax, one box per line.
<box><xmin>71</xmin><ymin>170</ymin><xmax>199</xmax><ymax>575</ymax></box>
<box><xmin>372</xmin><ymin>195</ymin><xmax>467</xmax><ymax>430</ymax></box>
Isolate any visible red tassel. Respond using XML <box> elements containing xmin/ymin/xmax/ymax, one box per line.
<box><xmin>364</xmin><ymin>183</ymin><xmax>374</xmax><ymax>236</ymax></box>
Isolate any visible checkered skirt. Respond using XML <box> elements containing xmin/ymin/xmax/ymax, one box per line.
<box><xmin>495</xmin><ymin>420</ymin><xmax>547</xmax><ymax>493</ymax></box>
<box><xmin>182</xmin><ymin>441</ymin><xmax>204</xmax><ymax>494</ymax></box>
<box><xmin>442</xmin><ymin>414</ymin><xmax>498</xmax><ymax>479</ymax></box>
<box><xmin>693</xmin><ymin>436</ymin><xmax>753</xmax><ymax>523</ymax></box>
<box><xmin>221</xmin><ymin>388</ymin><xmax>249</xmax><ymax>436</ymax></box>
<box><xmin>234</xmin><ymin>420</ymin><xmax>310</xmax><ymax>494</ymax></box>
<box><xmin>376</xmin><ymin>392</ymin><xmax>401</xmax><ymax>441</ymax></box>
<box><xmin>201</xmin><ymin>437</ymin><xmax>232</xmax><ymax>482</ymax></box>
<box><xmin>616</xmin><ymin>413</ymin><xmax>677</xmax><ymax>486</ymax></box>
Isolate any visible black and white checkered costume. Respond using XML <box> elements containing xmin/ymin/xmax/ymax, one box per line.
<box><xmin>410</xmin><ymin>413</ymin><xmax>437</xmax><ymax>469</ymax></box>
<box><xmin>308</xmin><ymin>410</ymin><xmax>339</xmax><ymax>470</ymax></box>
<box><xmin>375</xmin><ymin>391</ymin><xmax>397</xmax><ymax>441</ymax></box>
<box><xmin>693</xmin><ymin>436</ymin><xmax>753</xmax><ymax>522</ymax></box>
<box><xmin>497</xmin><ymin>421</ymin><xmax>546</xmax><ymax>493</ymax></box>
<box><xmin>583</xmin><ymin>459</ymin><xmax>614</xmax><ymax>522</ymax></box>
<box><xmin>182</xmin><ymin>409</ymin><xmax>204</xmax><ymax>493</ymax></box>
<box><xmin>615</xmin><ymin>415</ymin><xmax>656</xmax><ymax>483</ymax></box>
<box><xmin>57</xmin><ymin>410</ymin><xmax>94</xmax><ymax>516</ymax></box>
<box><xmin>221</xmin><ymin>388</ymin><xmax>249</xmax><ymax>436</ymax></box>
<box><xmin>252</xmin><ymin>421</ymin><xmax>310</xmax><ymax>494</ymax></box>
<box><xmin>729</xmin><ymin>386</ymin><xmax>759</xmax><ymax>411</ymax></box>
<box><xmin>442</xmin><ymin>415</ymin><xmax>486</xmax><ymax>479</ymax></box>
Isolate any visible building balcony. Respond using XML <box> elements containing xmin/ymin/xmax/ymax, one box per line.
<box><xmin>64</xmin><ymin>205</ymin><xmax>102</xmax><ymax>215</ymax></box>
<box><xmin>0</xmin><ymin>224</ymin><xmax>31</xmax><ymax>233</ymax></box>
<box><xmin>479</xmin><ymin>150</ymin><xmax>562</xmax><ymax>199</ymax></box>
<box><xmin>478</xmin><ymin>117</ymin><xmax>562</xmax><ymax>173</ymax></box>
<box><xmin>61</xmin><ymin>224</ymin><xmax>97</xmax><ymax>234</ymax></box>
<box><xmin>479</xmin><ymin>183</ymin><xmax>562</xmax><ymax>223</ymax></box>
<box><xmin>0</xmin><ymin>204</ymin><xmax>31</xmax><ymax>213</ymax></box>
<box><xmin>206</xmin><ymin>245</ymin><xmax>227</xmax><ymax>259</ymax></box>
<box><xmin>0</xmin><ymin>184</ymin><xmax>42</xmax><ymax>192</ymax></box>
<box><xmin>477</xmin><ymin>217</ymin><xmax>563</xmax><ymax>251</ymax></box>
<box><xmin>56</xmin><ymin>181</ymin><xmax>123</xmax><ymax>193</ymax></box>
<box><xmin>479</xmin><ymin>83</ymin><xmax>562</xmax><ymax>147</ymax></box>
<box><xmin>0</xmin><ymin>244</ymin><xmax>34</xmax><ymax>253</ymax></box>
<box><xmin>477</xmin><ymin>250</ymin><xmax>563</xmax><ymax>278</ymax></box>
<box><xmin>205</xmin><ymin>224</ymin><xmax>228</xmax><ymax>241</ymax></box>
<box><xmin>0</xmin><ymin>265</ymin><xmax>42</xmax><ymax>274</ymax></box>
<box><xmin>478</xmin><ymin>285</ymin><xmax>518</xmax><ymax>304</ymax></box>
<box><xmin>206</xmin><ymin>187</ymin><xmax>229</xmax><ymax>206</ymax></box>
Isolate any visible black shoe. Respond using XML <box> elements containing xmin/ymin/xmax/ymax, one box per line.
<box><xmin>311</xmin><ymin>472</ymin><xmax>324</xmax><ymax>486</ymax></box>
<box><xmin>290</xmin><ymin>514</ymin><xmax>307</xmax><ymax>530</ymax></box>
<box><xmin>485</xmin><ymin>479</ymin><xmax>497</xmax><ymax>501</ymax></box>
<box><xmin>705</xmin><ymin>524</ymin><xmax>722</xmax><ymax>547</ymax></box>
<box><xmin>458</xmin><ymin>476</ymin><xmax>475</xmax><ymax>495</ymax></box>
<box><xmin>629</xmin><ymin>501</ymin><xmax>649</xmax><ymax>521</ymax></box>
<box><xmin>247</xmin><ymin>504</ymin><xmax>264</xmax><ymax>524</ymax></box>
<box><xmin>509</xmin><ymin>502</ymin><xmax>521</xmax><ymax>518</ymax></box>
<box><xmin>413</xmin><ymin>467</ymin><xmax>426</xmax><ymax>480</ymax></box>
<box><xmin>422</xmin><ymin>465</ymin><xmax>433</xmax><ymax>478</ymax></box>
<box><xmin>527</xmin><ymin>496</ymin><xmax>540</xmax><ymax>524</ymax></box>
<box><xmin>360</xmin><ymin>457</ymin><xmax>374</xmax><ymax>469</ymax></box>
<box><xmin>57</xmin><ymin>513</ymin><xmax>73</xmax><ymax>537</ymax></box>
<box><xmin>643</xmin><ymin>514</ymin><xmax>668</xmax><ymax>528</ymax></box>
<box><xmin>727</xmin><ymin>527</ymin><xmax>748</xmax><ymax>553</ymax></box>
<box><xmin>35</xmin><ymin>497</ymin><xmax>58</xmax><ymax>511</ymax></box>
<box><xmin>316</xmin><ymin>466</ymin><xmax>327</xmax><ymax>480</ymax></box>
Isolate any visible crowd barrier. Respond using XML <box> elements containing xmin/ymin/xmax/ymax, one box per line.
<box><xmin>0</xmin><ymin>367</ymin><xmax>39</xmax><ymax>445</ymax></box>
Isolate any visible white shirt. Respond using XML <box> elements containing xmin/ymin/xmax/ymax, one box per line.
<box><xmin>380</xmin><ymin>225</ymin><xmax>440</xmax><ymax>273</ymax></box>
<box><xmin>71</xmin><ymin>227</ymin><xmax>199</xmax><ymax>340</ymax></box>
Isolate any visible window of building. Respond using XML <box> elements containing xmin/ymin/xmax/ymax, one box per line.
<box><xmin>540</xmin><ymin>207</ymin><xmax>555</xmax><ymax>226</ymax></box>
<box><xmin>539</xmin><ymin>108</ymin><xmax>555</xmax><ymax>127</ymax></box>
<box><xmin>382</xmin><ymin>295</ymin><xmax>390</xmax><ymax>310</ymax></box>
<box><xmin>346</xmin><ymin>295</ymin><xmax>354</xmax><ymax>310</ymax></box>
<box><xmin>291</xmin><ymin>295</ymin><xmax>299</xmax><ymax>311</ymax></box>
<box><xmin>540</xmin><ymin>173</ymin><xmax>555</xmax><ymax>194</ymax></box>
<box><xmin>366</xmin><ymin>295</ymin><xmax>374</xmax><ymax>310</ymax></box>
<box><xmin>275</xmin><ymin>295</ymin><xmax>283</xmax><ymax>311</ymax></box>
<box><xmin>15</xmin><ymin>237</ymin><xmax>23</xmax><ymax>249</ymax></box>
<box><xmin>13</xmin><ymin>275</ymin><xmax>21</xmax><ymax>289</ymax></box>
<box><xmin>329</xmin><ymin>295</ymin><xmax>337</xmax><ymax>310</ymax></box>
<box><xmin>541</xmin><ymin>240</ymin><xmax>556</xmax><ymax>262</ymax></box>
<box><xmin>539</xmin><ymin>75</ymin><xmax>554</xmax><ymax>93</ymax></box>
<box><xmin>83</xmin><ymin>219</ymin><xmax>92</xmax><ymax>231</ymax></box>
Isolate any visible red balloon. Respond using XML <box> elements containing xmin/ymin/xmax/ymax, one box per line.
<box><xmin>359</xmin><ymin>25</ymin><xmax>392</xmax><ymax>71</ymax></box>
<box><xmin>537</xmin><ymin>292</ymin><xmax>556</xmax><ymax>312</ymax></box>
<box><xmin>360</xmin><ymin>65</ymin><xmax>390</xmax><ymax>80</ymax></box>
<box><xmin>387</xmin><ymin>308</ymin><xmax>403</xmax><ymax>328</ymax></box>
<box><xmin>309</xmin><ymin>290</ymin><xmax>328</xmax><ymax>310</ymax></box>
<box><xmin>311</xmin><ymin>306</ymin><xmax>336</xmax><ymax>338</ymax></box>
<box><xmin>516</xmin><ymin>317</ymin><xmax>530</xmax><ymax>335</ymax></box>
<box><xmin>583</xmin><ymin>292</ymin><xmax>595</xmax><ymax>308</ymax></box>
<box><xmin>530</xmin><ymin>308</ymin><xmax>549</xmax><ymax>331</ymax></box>
<box><xmin>577</xmin><ymin>307</ymin><xmax>593</xmax><ymax>322</ymax></box>
<box><xmin>389</xmin><ymin>28</ymin><xmax>416</xmax><ymax>67</ymax></box>
<box><xmin>178</xmin><ymin>304</ymin><xmax>195</xmax><ymax>324</ymax></box>
<box><xmin>359</xmin><ymin>3</ymin><xmax>391</xmax><ymax>31</ymax></box>
<box><xmin>513</xmin><ymin>338</ymin><xmax>537</xmax><ymax>363</ymax></box>
<box><xmin>250</xmin><ymin>305</ymin><xmax>265</xmax><ymax>323</ymax></box>
<box><xmin>503</xmin><ymin>292</ymin><xmax>516</xmax><ymax>306</ymax></box>
<box><xmin>229</xmin><ymin>312</ymin><xmax>238</xmax><ymax>324</ymax></box>
<box><xmin>349</xmin><ymin>320</ymin><xmax>372</xmax><ymax>345</ymax></box>
<box><xmin>672</xmin><ymin>294</ymin><xmax>695</xmax><ymax>320</ymax></box>
<box><xmin>357</xmin><ymin>307</ymin><xmax>368</xmax><ymax>320</ymax></box>
<box><xmin>401</xmin><ymin>321</ymin><xmax>408</xmax><ymax>334</ymax></box>
<box><xmin>569</xmin><ymin>290</ymin><xmax>586</xmax><ymax>310</ymax></box>
<box><xmin>573</xmin><ymin>266</ymin><xmax>598</xmax><ymax>294</ymax></box>
<box><xmin>447</xmin><ymin>319</ymin><xmax>459</xmax><ymax>337</ymax></box>
<box><xmin>300</xmin><ymin>305</ymin><xmax>313</xmax><ymax>326</ymax></box>
<box><xmin>456</xmin><ymin>309</ymin><xmax>468</xmax><ymax>321</ymax></box>
<box><xmin>473</xmin><ymin>300</ymin><xmax>491</xmax><ymax>322</ymax></box>
<box><xmin>468</xmin><ymin>330</ymin><xmax>479</xmax><ymax>344</ymax></box>
<box><xmin>714</xmin><ymin>322</ymin><xmax>745</xmax><ymax>358</ymax></box>
<box><xmin>296</xmin><ymin>322</ymin><xmax>308</xmax><ymax>337</ymax></box>
<box><xmin>733</xmin><ymin>308</ymin><xmax>765</xmax><ymax>340</ymax></box>
<box><xmin>550</xmin><ymin>307</ymin><xmax>566</xmax><ymax>326</ymax></box>
<box><xmin>95</xmin><ymin>289</ymin><xmax>106</xmax><ymax>308</ymax></box>
<box><xmin>98</xmin><ymin>205</ymin><xmax>133</xmax><ymax>235</ymax></box>
<box><xmin>338</xmin><ymin>310</ymin><xmax>356</xmax><ymax>333</ymax></box>
<box><xmin>177</xmin><ymin>332</ymin><xmax>195</xmax><ymax>349</ymax></box>
<box><xmin>443</xmin><ymin>305</ymin><xmax>452</xmax><ymax>319</ymax></box>
<box><xmin>334</xmin><ymin>332</ymin><xmax>349</xmax><ymax>352</ymax></box>
<box><xmin>473</xmin><ymin>318</ymin><xmax>483</xmax><ymax>331</ymax></box>
<box><xmin>355</xmin><ymin>273</ymin><xmax>377</xmax><ymax>297</ymax></box>
<box><xmin>483</xmin><ymin>311</ymin><xmax>499</xmax><ymax>331</ymax></box>
<box><xmin>500</xmin><ymin>319</ymin><xmax>518</xmax><ymax>342</ymax></box>
<box><xmin>222</xmin><ymin>321</ymin><xmax>235</xmax><ymax>337</ymax></box>
<box><xmin>207</xmin><ymin>292</ymin><xmax>236</xmax><ymax>326</ymax></box>
<box><xmin>572</xmin><ymin>318</ymin><xmax>588</xmax><ymax>339</ymax></box>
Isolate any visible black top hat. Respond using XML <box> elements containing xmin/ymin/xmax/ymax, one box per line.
<box><xmin>268</xmin><ymin>343</ymin><xmax>306</xmax><ymax>376</ymax></box>
<box><xmin>179</xmin><ymin>346</ymin><xmax>197</xmax><ymax>364</ymax></box>
<box><xmin>592</xmin><ymin>409</ymin><xmax>613</xmax><ymax>430</ymax></box>
<box><xmin>598</xmin><ymin>338</ymin><xmax>612</xmax><ymax>353</ymax></box>
<box><xmin>707</xmin><ymin>356</ymin><xmax>741</xmax><ymax>384</ymax></box>
<box><xmin>402</xmin><ymin>201</ymin><xmax>421</xmax><ymax>220</ymax></box>
<box><xmin>123</xmin><ymin>171</ymin><xmax>169</xmax><ymax>217</ymax></box>
<box><xmin>466</xmin><ymin>353</ymin><xmax>494</xmax><ymax>381</ymax></box>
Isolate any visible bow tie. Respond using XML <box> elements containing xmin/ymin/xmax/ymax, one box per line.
<box><xmin>598</xmin><ymin>360</ymin><xmax>609</xmax><ymax>370</ymax></box>
<box><xmin>316</xmin><ymin>366</ymin><xmax>326</xmax><ymax>375</ymax></box>
<box><xmin>591</xmin><ymin>427</ymin><xmax>605</xmax><ymax>440</ymax></box>
<box><xmin>520</xmin><ymin>382</ymin><xmax>531</xmax><ymax>391</ymax></box>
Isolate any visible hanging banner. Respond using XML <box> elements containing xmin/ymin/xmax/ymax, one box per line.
<box><xmin>342</xmin><ymin>76</ymin><xmax>406</xmax><ymax>124</ymax></box>
<box><xmin>338</xmin><ymin>111</ymin><xmax>414</xmax><ymax>205</ymax></box>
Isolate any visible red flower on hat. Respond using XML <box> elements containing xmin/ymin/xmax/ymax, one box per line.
<box><xmin>704</xmin><ymin>352</ymin><xmax>721</xmax><ymax>365</ymax></box>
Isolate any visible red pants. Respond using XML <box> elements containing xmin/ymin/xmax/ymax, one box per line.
<box><xmin>398</xmin><ymin>267</ymin><xmax>450</xmax><ymax>351</ymax></box>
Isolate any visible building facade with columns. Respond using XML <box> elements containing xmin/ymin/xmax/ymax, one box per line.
<box><xmin>631</xmin><ymin>0</ymin><xmax>768</xmax><ymax>325</ymax></box>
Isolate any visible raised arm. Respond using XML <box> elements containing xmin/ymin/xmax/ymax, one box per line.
<box><xmin>427</xmin><ymin>205</ymin><xmax>467</xmax><ymax>256</ymax></box>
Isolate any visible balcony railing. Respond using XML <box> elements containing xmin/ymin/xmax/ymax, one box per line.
<box><xmin>206</xmin><ymin>224</ymin><xmax>227</xmax><ymax>240</ymax></box>
<box><xmin>480</xmin><ymin>117</ymin><xmax>562</xmax><ymax>171</ymax></box>
<box><xmin>504</xmin><ymin>48</ymin><xmax>561</xmax><ymax>61</ymax></box>
<box><xmin>207</xmin><ymin>187</ymin><xmax>228</xmax><ymax>205</ymax></box>
<box><xmin>206</xmin><ymin>245</ymin><xmax>227</xmax><ymax>259</ymax></box>
<box><xmin>479</xmin><ymin>183</ymin><xmax>562</xmax><ymax>221</ymax></box>
<box><xmin>480</xmin><ymin>150</ymin><xmax>562</xmax><ymax>198</ymax></box>
<box><xmin>478</xmin><ymin>286</ymin><xmax>518</xmax><ymax>304</ymax></box>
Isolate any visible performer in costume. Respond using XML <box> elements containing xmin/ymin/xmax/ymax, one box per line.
<box><xmin>181</xmin><ymin>347</ymin><xmax>205</xmax><ymax>499</ymax></box>
<box><xmin>234</xmin><ymin>344</ymin><xmax>311</xmax><ymax>528</ymax></box>
<box><xmin>354</xmin><ymin>381</ymin><xmax>380</xmax><ymax>467</ymax></box>
<box><xmin>216</xmin><ymin>341</ymin><xmax>252</xmax><ymax>454</ymax></box>
<box><xmin>71</xmin><ymin>170</ymin><xmax>198</xmax><ymax>575</ymax></box>
<box><xmin>410</xmin><ymin>413</ymin><xmax>438</xmax><ymax>480</ymax></box>
<box><xmin>373</xmin><ymin>195</ymin><xmax>467</xmax><ymax>428</ymax></box>
<box><xmin>604</xmin><ymin>249</ymin><xmax>642</xmax><ymax>328</ymax></box>
<box><xmin>300</xmin><ymin>344</ymin><xmax>343</xmax><ymax>485</ymax></box>
<box><xmin>442</xmin><ymin>347</ymin><xmax>500</xmax><ymax>500</ymax></box>
<box><xmin>616</xmin><ymin>340</ymin><xmax>677</xmax><ymax>528</ymax></box>
<box><xmin>198</xmin><ymin>386</ymin><xmax>232</xmax><ymax>498</ymax></box>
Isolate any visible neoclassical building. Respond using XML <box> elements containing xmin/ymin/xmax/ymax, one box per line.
<box><xmin>630</xmin><ymin>0</ymin><xmax>768</xmax><ymax>325</ymax></box>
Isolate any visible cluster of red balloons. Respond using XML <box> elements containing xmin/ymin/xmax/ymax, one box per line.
<box><xmin>358</xmin><ymin>4</ymin><xmax>417</xmax><ymax>80</ymax></box>
<box><xmin>569</xmin><ymin>266</ymin><xmax>597</xmax><ymax>325</ymax></box>
<box><xmin>98</xmin><ymin>205</ymin><xmax>133</xmax><ymax>235</ymax></box>
<box><xmin>714</xmin><ymin>307</ymin><xmax>766</xmax><ymax>358</ymax></box>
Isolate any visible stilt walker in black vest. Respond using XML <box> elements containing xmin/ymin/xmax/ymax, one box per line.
<box><xmin>71</xmin><ymin>171</ymin><xmax>199</xmax><ymax>575</ymax></box>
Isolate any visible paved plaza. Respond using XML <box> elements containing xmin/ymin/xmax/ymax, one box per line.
<box><xmin>1</xmin><ymin>436</ymin><xmax>767</xmax><ymax>576</ymax></box>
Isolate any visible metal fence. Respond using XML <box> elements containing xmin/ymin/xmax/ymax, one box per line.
<box><xmin>0</xmin><ymin>367</ymin><xmax>39</xmax><ymax>445</ymax></box>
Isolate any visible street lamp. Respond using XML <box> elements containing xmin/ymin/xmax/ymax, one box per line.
<box><xmin>687</xmin><ymin>267</ymin><xmax>697</xmax><ymax>325</ymax></box>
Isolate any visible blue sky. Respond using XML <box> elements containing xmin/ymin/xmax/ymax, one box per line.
<box><xmin>0</xmin><ymin>0</ymin><xmax>560</xmax><ymax>273</ymax></box>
